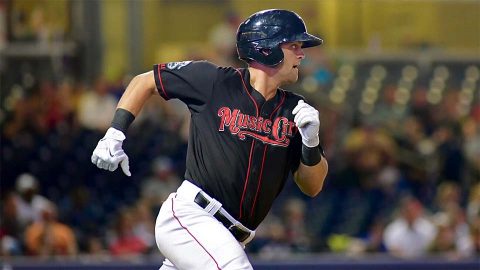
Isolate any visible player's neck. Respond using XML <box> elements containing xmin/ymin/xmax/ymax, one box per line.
<box><xmin>248</xmin><ymin>66</ymin><xmax>280</xmax><ymax>100</ymax></box>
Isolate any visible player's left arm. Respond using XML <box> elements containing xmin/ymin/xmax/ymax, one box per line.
<box><xmin>295</xmin><ymin>154</ymin><xmax>328</xmax><ymax>197</ymax></box>
<box><xmin>292</xmin><ymin>100</ymin><xmax>329</xmax><ymax>197</ymax></box>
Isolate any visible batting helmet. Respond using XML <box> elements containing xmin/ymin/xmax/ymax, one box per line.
<box><xmin>236</xmin><ymin>9</ymin><xmax>323</xmax><ymax>67</ymax></box>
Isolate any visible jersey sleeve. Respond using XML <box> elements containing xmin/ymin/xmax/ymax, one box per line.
<box><xmin>153</xmin><ymin>60</ymin><xmax>218</xmax><ymax>113</ymax></box>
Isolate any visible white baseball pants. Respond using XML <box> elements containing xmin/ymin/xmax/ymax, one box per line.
<box><xmin>155</xmin><ymin>180</ymin><xmax>253</xmax><ymax>270</ymax></box>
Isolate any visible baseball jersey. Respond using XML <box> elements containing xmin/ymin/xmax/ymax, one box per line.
<box><xmin>153</xmin><ymin>60</ymin><xmax>304</xmax><ymax>229</ymax></box>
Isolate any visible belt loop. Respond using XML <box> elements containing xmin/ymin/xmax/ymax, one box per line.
<box><xmin>203</xmin><ymin>194</ymin><xmax>222</xmax><ymax>215</ymax></box>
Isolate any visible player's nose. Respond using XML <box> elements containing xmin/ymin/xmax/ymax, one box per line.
<box><xmin>297</xmin><ymin>49</ymin><xmax>305</xmax><ymax>59</ymax></box>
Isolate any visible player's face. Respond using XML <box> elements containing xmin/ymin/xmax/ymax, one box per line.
<box><xmin>278</xmin><ymin>41</ymin><xmax>305</xmax><ymax>84</ymax></box>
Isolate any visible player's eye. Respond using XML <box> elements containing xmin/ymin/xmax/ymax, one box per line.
<box><xmin>291</xmin><ymin>42</ymin><xmax>303</xmax><ymax>50</ymax></box>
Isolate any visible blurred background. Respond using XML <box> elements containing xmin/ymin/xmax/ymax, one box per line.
<box><xmin>1</xmin><ymin>0</ymin><xmax>479</xmax><ymax>269</ymax></box>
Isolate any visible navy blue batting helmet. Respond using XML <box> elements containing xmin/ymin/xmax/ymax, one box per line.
<box><xmin>236</xmin><ymin>9</ymin><xmax>323</xmax><ymax>67</ymax></box>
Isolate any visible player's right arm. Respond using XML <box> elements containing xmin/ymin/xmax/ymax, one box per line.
<box><xmin>116</xmin><ymin>71</ymin><xmax>158</xmax><ymax>116</ymax></box>
<box><xmin>91</xmin><ymin>71</ymin><xmax>157</xmax><ymax>176</ymax></box>
<box><xmin>91</xmin><ymin>60</ymin><xmax>216</xmax><ymax>176</ymax></box>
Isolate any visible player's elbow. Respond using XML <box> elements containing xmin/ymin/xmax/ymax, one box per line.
<box><xmin>303</xmin><ymin>182</ymin><xmax>324</xmax><ymax>197</ymax></box>
<box><xmin>295</xmin><ymin>175</ymin><xmax>325</xmax><ymax>197</ymax></box>
<box><xmin>295</xmin><ymin>159</ymin><xmax>328</xmax><ymax>197</ymax></box>
<box><xmin>132</xmin><ymin>71</ymin><xmax>158</xmax><ymax>95</ymax></box>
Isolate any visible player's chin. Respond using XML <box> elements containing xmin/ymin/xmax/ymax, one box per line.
<box><xmin>287</xmin><ymin>73</ymin><xmax>299</xmax><ymax>84</ymax></box>
<box><xmin>283</xmin><ymin>78</ymin><xmax>298</xmax><ymax>86</ymax></box>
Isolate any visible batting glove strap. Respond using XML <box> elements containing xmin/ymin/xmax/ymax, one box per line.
<box><xmin>104</xmin><ymin>127</ymin><xmax>126</xmax><ymax>141</ymax></box>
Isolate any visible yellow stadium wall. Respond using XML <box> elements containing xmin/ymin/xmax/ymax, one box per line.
<box><xmin>97</xmin><ymin>0</ymin><xmax>480</xmax><ymax>76</ymax></box>
<box><xmin>101</xmin><ymin>0</ymin><xmax>128</xmax><ymax>81</ymax></box>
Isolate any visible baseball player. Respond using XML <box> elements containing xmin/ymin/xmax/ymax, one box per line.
<box><xmin>91</xmin><ymin>9</ymin><xmax>328</xmax><ymax>270</ymax></box>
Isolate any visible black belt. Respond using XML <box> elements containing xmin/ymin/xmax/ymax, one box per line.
<box><xmin>194</xmin><ymin>192</ymin><xmax>251</xmax><ymax>243</ymax></box>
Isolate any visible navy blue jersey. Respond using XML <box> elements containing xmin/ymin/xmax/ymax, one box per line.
<box><xmin>153</xmin><ymin>60</ymin><xmax>303</xmax><ymax>229</ymax></box>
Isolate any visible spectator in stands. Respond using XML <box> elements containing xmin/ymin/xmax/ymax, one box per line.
<box><xmin>85</xmin><ymin>235</ymin><xmax>109</xmax><ymax>261</ymax></box>
<box><xmin>461</xmin><ymin>117</ymin><xmax>480</xmax><ymax>183</ymax></box>
<box><xmin>34</xmin><ymin>80</ymin><xmax>63</xmax><ymax>131</ymax></box>
<box><xmin>256</xmin><ymin>216</ymin><xmax>293</xmax><ymax>259</ymax></box>
<box><xmin>448</xmin><ymin>205</ymin><xmax>474</xmax><ymax>257</ymax></box>
<box><xmin>77</xmin><ymin>77</ymin><xmax>117</xmax><ymax>132</ymax></box>
<box><xmin>429</xmin><ymin>213</ymin><xmax>457</xmax><ymax>255</ymax></box>
<box><xmin>470</xmin><ymin>214</ymin><xmax>480</xmax><ymax>255</ymax></box>
<box><xmin>0</xmin><ymin>192</ymin><xmax>22</xmax><ymax>256</ymax></box>
<box><xmin>140</xmin><ymin>156</ymin><xmax>181</xmax><ymax>208</ymax></box>
<box><xmin>208</xmin><ymin>10</ymin><xmax>242</xmax><ymax>67</ymax></box>
<box><xmin>57</xmin><ymin>78</ymin><xmax>81</xmax><ymax>130</ymax></box>
<box><xmin>433</xmin><ymin>123</ymin><xmax>465</xmax><ymax>185</ymax></box>
<box><xmin>431</xmin><ymin>182</ymin><xmax>474</xmax><ymax>257</ymax></box>
<box><xmin>467</xmin><ymin>184</ymin><xmax>480</xmax><ymax>224</ymax></box>
<box><xmin>24</xmin><ymin>201</ymin><xmax>78</xmax><ymax>257</ymax></box>
<box><xmin>430</xmin><ymin>206</ymin><xmax>473</xmax><ymax>258</ymax></box>
<box><xmin>383</xmin><ymin>196</ymin><xmax>437</xmax><ymax>258</ymax></box>
<box><xmin>371</xmin><ymin>85</ymin><xmax>406</xmax><ymax>130</ymax></box>
<box><xmin>338</xmin><ymin>124</ymin><xmax>397</xmax><ymax>191</ymax></box>
<box><xmin>434</xmin><ymin>182</ymin><xmax>461</xmax><ymax>211</ymax></box>
<box><xmin>14</xmin><ymin>173</ymin><xmax>52</xmax><ymax>230</ymax></box>
<box><xmin>108</xmin><ymin>208</ymin><xmax>147</xmax><ymax>256</ymax></box>
<box><xmin>60</xmin><ymin>186</ymin><xmax>103</xmax><ymax>251</ymax></box>
<box><xmin>131</xmin><ymin>200</ymin><xmax>156</xmax><ymax>253</ymax></box>
<box><xmin>3</xmin><ymin>93</ymin><xmax>40</xmax><ymax>140</ymax></box>
<box><xmin>282</xmin><ymin>198</ymin><xmax>311</xmax><ymax>252</ymax></box>
<box><xmin>410</xmin><ymin>87</ymin><xmax>434</xmax><ymax>132</ymax></box>
<box><xmin>362</xmin><ymin>218</ymin><xmax>387</xmax><ymax>253</ymax></box>
<box><xmin>395</xmin><ymin>116</ymin><xmax>432</xmax><ymax>200</ymax></box>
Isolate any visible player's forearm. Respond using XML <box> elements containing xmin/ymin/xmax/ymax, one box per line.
<box><xmin>294</xmin><ymin>157</ymin><xmax>328</xmax><ymax>197</ymax></box>
<box><xmin>117</xmin><ymin>71</ymin><xmax>158</xmax><ymax>116</ymax></box>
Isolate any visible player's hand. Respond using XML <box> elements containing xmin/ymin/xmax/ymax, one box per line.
<box><xmin>91</xmin><ymin>127</ymin><xmax>131</xmax><ymax>176</ymax></box>
<box><xmin>292</xmin><ymin>100</ymin><xmax>320</xmax><ymax>147</ymax></box>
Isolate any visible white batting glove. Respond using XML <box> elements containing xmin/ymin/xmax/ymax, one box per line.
<box><xmin>91</xmin><ymin>127</ymin><xmax>131</xmax><ymax>176</ymax></box>
<box><xmin>292</xmin><ymin>100</ymin><xmax>320</xmax><ymax>148</ymax></box>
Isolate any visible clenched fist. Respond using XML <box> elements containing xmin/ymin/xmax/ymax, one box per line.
<box><xmin>91</xmin><ymin>127</ymin><xmax>131</xmax><ymax>176</ymax></box>
<box><xmin>292</xmin><ymin>100</ymin><xmax>320</xmax><ymax>148</ymax></box>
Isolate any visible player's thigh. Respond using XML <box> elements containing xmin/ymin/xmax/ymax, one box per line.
<box><xmin>155</xmin><ymin>195</ymin><xmax>252</xmax><ymax>270</ymax></box>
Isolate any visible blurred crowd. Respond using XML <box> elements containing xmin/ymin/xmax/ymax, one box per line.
<box><xmin>1</xmin><ymin>71</ymin><xmax>189</xmax><ymax>258</ymax></box>
<box><xmin>1</xmin><ymin>11</ymin><xmax>480</xmax><ymax>262</ymax></box>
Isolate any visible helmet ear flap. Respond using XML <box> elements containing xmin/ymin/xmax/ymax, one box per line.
<box><xmin>238</xmin><ymin>45</ymin><xmax>284</xmax><ymax>66</ymax></box>
<box><xmin>254</xmin><ymin>46</ymin><xmax>284</xmax><ymax>66</ymax></box>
